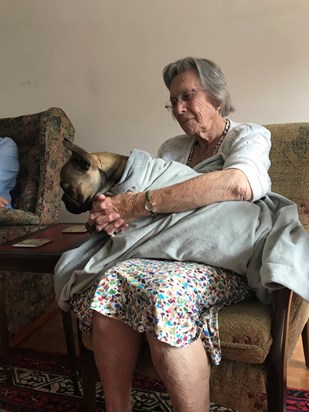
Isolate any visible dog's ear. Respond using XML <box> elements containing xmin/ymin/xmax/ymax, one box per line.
<box><xmin>63</xmin><ymin>139</ymin><xmax>92</xmax><ymax>171</ymax></box>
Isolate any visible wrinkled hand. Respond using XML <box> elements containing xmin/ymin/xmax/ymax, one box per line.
<box><xmin>87</xmin><ymin>193</ymin><xmax>136</xmax><ymax>236</ymax></box>
<box><xmin>0</xmin><ymin>196</ymin><xmax>9</xmax><ymax>208</ymax></box>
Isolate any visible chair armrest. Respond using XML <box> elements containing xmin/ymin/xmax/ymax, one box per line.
<box><xmin>34</xmin><ymin>108</ymin><xmax>75</xmax><ymax>224</ymax></box>
<box><xmin>0</xmin><ymin>209</ymin><xmax>40</xmax><ymax>226</ymax></box>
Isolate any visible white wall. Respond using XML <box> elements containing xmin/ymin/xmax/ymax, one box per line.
<box><xmin>1</xmin><ymin>0</ymin><xmax>308</xmax><ymax>222</ymax></box>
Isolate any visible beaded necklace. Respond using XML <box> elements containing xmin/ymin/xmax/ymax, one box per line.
<box><xmin>213</xmin><ymin>118</ymin><xmax>230</xmax><ymax>155</ymax></box>
<box><xmin>186</xmin><ymin>119</ymin><xmax>230</xmax><ymax>166</ymax></box>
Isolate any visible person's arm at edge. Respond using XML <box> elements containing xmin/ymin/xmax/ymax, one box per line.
<box><xmin>0</xmin><ymin>195</ymin><xmax>9</xmax><ymax>208</ymax></box>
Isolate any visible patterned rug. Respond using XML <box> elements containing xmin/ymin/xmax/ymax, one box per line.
<box><xmin>0</xmin><ymin>348</ymin><xmax>308</xmax><ymax>411</ymax></box>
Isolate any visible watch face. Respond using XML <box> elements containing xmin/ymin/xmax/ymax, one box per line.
<box><xmin>145</xmin><ymin>201</ymin><xmax>154</xmax><ymax>212</ymax></box>
<box><xmin>145</xmin><ymin>191</ymin><xmax>156</xmax><ymax>215</ymax></box>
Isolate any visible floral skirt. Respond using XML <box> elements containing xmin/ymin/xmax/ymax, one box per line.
<box><xmin>70</xmin><ymin>258</ymin><xmax>252</xmax><ymax>365</ymax></box>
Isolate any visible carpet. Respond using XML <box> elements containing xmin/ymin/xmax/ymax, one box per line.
<box><xmin>0</xmin><ymin>348</ymin><xmax>308</xmax><ymax>412</ymax></box>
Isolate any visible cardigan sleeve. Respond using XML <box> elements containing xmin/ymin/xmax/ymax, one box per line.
<box><xmin>220</xmin><ymin>122</ymin><xmax>272</xmax><ymax>201</ymax></box>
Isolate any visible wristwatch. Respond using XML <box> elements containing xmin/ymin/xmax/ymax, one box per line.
<box><xmin>144</xmin><ymin>190</ymin><xmax>156</xmax><ymax>216</ymax></box>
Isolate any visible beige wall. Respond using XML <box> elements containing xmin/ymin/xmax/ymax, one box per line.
<box><xmin>1</xmin><ymin>0</ymin><xmax>308</xmax><ymax>222</ymax></box>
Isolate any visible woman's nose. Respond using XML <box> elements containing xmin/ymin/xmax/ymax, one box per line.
<box><xmin>173</xmin><ymin>100</ymin><xmax>187</xmax><ymax>114</ymax></box>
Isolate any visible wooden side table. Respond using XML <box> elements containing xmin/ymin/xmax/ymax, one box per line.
<box><xmin>0</xmin><ymin>223</ymin><xmax>90</xmax><ymax>394</ymax></box>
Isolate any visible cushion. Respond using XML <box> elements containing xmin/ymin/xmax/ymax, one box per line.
<box><xmin>219</xmin><ymin>300</ymin><xmax>272</xmax><ymax>364</ymax></box>
<box><xmin>0</xmin><ymin>208</ymin><xmax>40</xmax><ymax>226</ymax></box>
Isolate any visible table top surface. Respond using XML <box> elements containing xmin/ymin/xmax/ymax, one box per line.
<box><xmin>0</xmin><ymin>223</ymin><xmax>91</xmax><ymax>258</ymax></box>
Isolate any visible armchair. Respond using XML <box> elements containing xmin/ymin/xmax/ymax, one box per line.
<box><xmin>78</xmin><ymin>122</ymin><xmax>309</xmax><ymax>412</ymax></box>
<box><xmin>0</xmin><ymin>107</ymin><xmax>75</xmax><ymax>337</ymax></box>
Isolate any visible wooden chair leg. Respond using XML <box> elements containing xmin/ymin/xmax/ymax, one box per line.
<box><xmin>301</xmin><ymin>320</ymin><xmax>309</xmax><ymax>368</ymax></box>
<box><xmin>60</xmin><ymin>310</ymin><xmax>80</xmax><ymax>395</ymax></box>
<box><xmin>267</xmin><ymin>288</ymin><xmax>293</xmax><ymax>412</ymax></box>
<box><xmin>77</xmin><ymin>325</ymin><xmax>97</xmax><ymax>412</ymax></box>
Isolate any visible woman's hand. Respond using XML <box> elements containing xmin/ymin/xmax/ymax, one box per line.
<box><xmin>87</xmin><ymin>193</ymin><xmax>142</xmax><ymax>235</ymax></box>
<box><xmin>0</xmin><ymin>196</ymin><xmax>9</xmax><ymax>208</ymax></box>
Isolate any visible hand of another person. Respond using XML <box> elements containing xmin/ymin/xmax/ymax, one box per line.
<box><xmin>0</xmin><ymin>195</ymin><xmax>9</xmax><ymax>208</ymax></box>
<box><xmin>87</xmin><ymin>193</ymin><xmax>137</xmax><ymax>235</ymax></box>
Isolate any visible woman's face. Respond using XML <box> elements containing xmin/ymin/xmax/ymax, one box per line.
<box><xmin>168</xmin><ymin>70</ymin><xmax>222</xmax><ymax>138</ymax></box>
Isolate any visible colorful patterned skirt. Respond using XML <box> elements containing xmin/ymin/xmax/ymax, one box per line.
<box><xmin>70</xmin><ymin>258</ymin><xmax>252</xmax><ymax>365</ymax></box>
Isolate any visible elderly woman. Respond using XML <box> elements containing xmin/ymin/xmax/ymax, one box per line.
<box><xmin>0</xmin><ymin>137</ymin><xmax>20</xmax><ymax>208</ymax></box>
<box><xmin>72</xmin><ymin>57</ymin><xmax>272</xmax><ymax>412</ymax></box>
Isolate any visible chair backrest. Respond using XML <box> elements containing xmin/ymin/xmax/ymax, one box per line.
<box><xmin>266</xmin><ymin>122</ymin><xmax>309</xmax><ymax>231</ymax></box>
<box><xmin>0</xmin><ymin>107</ymin><xmax>75</xmax><ymax>220</ymax></box>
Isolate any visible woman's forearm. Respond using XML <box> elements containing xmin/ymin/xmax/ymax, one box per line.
<box><xmin>129</xmin><ymin>168</ymin><xmax>252</xmax><ymax>218</ymax></box>
<box><xmin>88</xmin><ymin>169</ymin><xmax>252</xmax><ymax>234</ymax></box>
<box><xmin>151</xmin><ymin>169</ymin><xmax>251</xmax><ymax>213</ymax></box>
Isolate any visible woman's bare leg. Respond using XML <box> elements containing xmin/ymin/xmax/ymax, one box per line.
<box><xmin>92</xmin><ymin>312</ymin><xmax>142</xmax><ymax>412</ymax></box>
<box><xmin>147</xmin><ymin>335</ymin><xmax>210</xmax><ymax>412</ymax></box>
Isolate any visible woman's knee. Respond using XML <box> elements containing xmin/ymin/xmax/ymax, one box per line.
<box><xmin>92</xmin><ymin>311</ymin><xmax>118</xmax><ymax>334</ymax></box>
<box><xmin>145</xmin><ymin>333</ymin><xmax>169</xmax><ymax>362</ymax></box>
<box><xmin>146</xmin><ymin>334</ymin><xmax>209</xmax><ymax>366</ymax></box>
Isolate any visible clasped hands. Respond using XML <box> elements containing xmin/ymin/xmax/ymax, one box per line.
<box><xmin>87</xmin><ymin>193</ymin><xmax>132</xmax><ymax>236</ymax></box>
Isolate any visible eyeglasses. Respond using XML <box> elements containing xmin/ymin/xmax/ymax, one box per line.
<box><xmin>164</xmin><ymin>88</ymin><xmax>207</xmax><ymax>111</ymax></box>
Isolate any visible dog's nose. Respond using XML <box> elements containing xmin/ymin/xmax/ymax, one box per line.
<box><xmin>62</xmin><ymin>193</ymin><xmax>92</xmax><ymax>214</ymax></box>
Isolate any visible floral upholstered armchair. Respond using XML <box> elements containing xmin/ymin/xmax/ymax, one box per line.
<box><xmin>0</xmin><ymin>107</ymin><xmax>75</xmax><ymax>336</ymax></box>
<box><xmin>78</xmin><ymin>122</ymin><xmax>309</xmax><ymax>412</ymax></box>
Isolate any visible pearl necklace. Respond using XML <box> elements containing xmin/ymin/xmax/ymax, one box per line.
<box><xmin>186</xmin><ymin>119</ymin><xmax>230</xmax><ymax>166</ymax></box>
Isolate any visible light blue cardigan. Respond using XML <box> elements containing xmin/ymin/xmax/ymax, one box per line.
<box><xmin>0</xmin><ymin>137</ymin><xmax>20</xmax><ymax>208</ymax></box>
